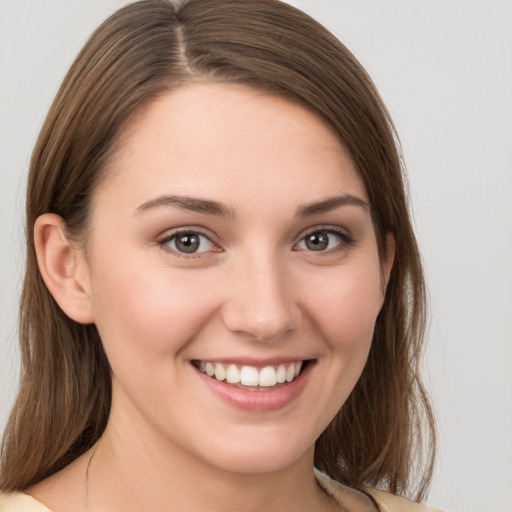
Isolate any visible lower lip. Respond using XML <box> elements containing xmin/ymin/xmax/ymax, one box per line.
<box><xmin>195</xmin><ymin>362</ymin><xmax>313</xmax><ymax>412</ymax></box>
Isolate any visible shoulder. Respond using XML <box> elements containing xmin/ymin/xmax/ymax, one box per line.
<box><xmin>0</xmin><ymin>492</ymin><xmax>53</xmax><ymax>512</ymax></box>
<box><xmin>363</xmin><ymin>487</ymin><xmax>444</xmax><ymax>512</ymax></box>
<box><xmin>314</xmin><ymin>469</ymin><xmax>444</xmax><ymax>512</ymax></box>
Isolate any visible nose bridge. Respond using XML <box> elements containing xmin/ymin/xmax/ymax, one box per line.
<box><xmin>222</xmin><ymin>247</ymin><xmax>299</xmax><ymax>341</ymax></box>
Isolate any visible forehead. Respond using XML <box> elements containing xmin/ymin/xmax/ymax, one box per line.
<box><xmin>95</xmin><ymin>82</ymin><xmax>367</xmax><ymax>214</ymax></box>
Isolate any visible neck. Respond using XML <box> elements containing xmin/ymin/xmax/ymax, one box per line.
<box><xmin>86</xmin><ymin>415</ymin><xmax>329</xmax><ymax>512</ymax></box>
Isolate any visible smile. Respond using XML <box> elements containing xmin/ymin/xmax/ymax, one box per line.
<box><xmin>193</xmin><ymin>359</ymin><xmax>314</xmax><ymax>411</ymax></box>
<box><xmin>193</xmin><ymin>361</ymin><xmax>305</xmax><ymax>388</ymax></box>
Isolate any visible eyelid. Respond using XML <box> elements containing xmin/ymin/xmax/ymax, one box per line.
<box><xmin>157</xmin><ymin>227</ymin><xmax>222</xmax><ymax>257</ymax></box>
<box><xmin>155</xmin><ymin>224</ymin><xmax>355</xmax><ymax>258</ymax></box>
<box><xmin>293</xmin><ymin>225</ymin><xmax>355</xmax><ymax>252</ymax></box>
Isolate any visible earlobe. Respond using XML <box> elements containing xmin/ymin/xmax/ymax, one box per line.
<box><xmin>34</xmin><ymin>214</ymin><xmax>94</xmax><ymax>324</ymax></box>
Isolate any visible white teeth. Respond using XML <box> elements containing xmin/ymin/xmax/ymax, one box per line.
<box><xmin>214</xmin><ymin>363</ymin><xmax>226</xmax><ymax>381</ymax></box>
<box><xmin>197</xmin><ymin>360</ymin><xmax>306</xmax><ymax>387</ymax></box>
<box><xmin>206</xmin><ymin>362</ymin><xmax>215</xmax><ymax>377</ymax></box>
<box><xmin>285</xmin><ymin>364</ymin><xmax>295</xmax><ymax>382</ymax></box>
<box><xmin>276</xmin><ymin>364</ymin><xmax>286</xmax><ymax>384</ymax></box>
<box><xmin>259</xmin><ymin>366</ymin><xmax>277</xmax><ymax>387</ymax></box>
<box><xmin>226</xmin><ymin>364</ymin><xmax>241</xmax><ymax>384</ymax></box>
<box><xmin>240</xmin><ymin>366</ymin><xmax>259</xmax><ymax>386</ymax></box>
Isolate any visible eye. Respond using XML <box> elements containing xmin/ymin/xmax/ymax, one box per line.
<box><xmin>163</xmin><ymin>231</ymin><xmax>214</xmax><ymax>254</ymax></box>
<box><xmin>296</xmin><ymin>229</ymin><xmax>350</xmax><ymax>252</ymax></box>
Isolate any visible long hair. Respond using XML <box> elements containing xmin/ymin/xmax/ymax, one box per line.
<box><xmin>0</xmin><ymin>0</ymin><xmax>435</xmax><ymax>499</ymax></box>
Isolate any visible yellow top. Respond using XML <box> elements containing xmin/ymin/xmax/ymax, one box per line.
<box><xmin>0</xmin><ymin>492</ymin><xmax>52</xmax><ymax>512</ymax></box>
<box><xmin>0</xmin><ymin>473</ymin><xmax>445</xmax><ymax>512</ymax></box>
<box><xmin>315</xmin><ymin>470</ymin><xmax>445</xmax><ymax>512</ymax></box>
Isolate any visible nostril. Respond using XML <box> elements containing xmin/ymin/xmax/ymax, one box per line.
<box><xmin>219</xmin><ymin>264</ymin><xmax>301</xmax><ymax>341</ymax></box>
<box><xmin>221</xmin><ymin>303</ymin><xmax>301</xmax><ymax>342</ymax></box>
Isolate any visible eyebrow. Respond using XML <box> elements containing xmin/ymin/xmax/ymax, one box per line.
<box><xmin>296</xmin><ymin>194</ymin><xmax>370</xmax><ymax>216</ymax></box>
<box><xmin>135</xmin><ymin>195</ymin><xmax>235</xmax><ymax>218</ymax></box>
<box><xmin>135</xmin><ymin>193</ymin><xmax>369</xmax><ymax>218</ymax></box>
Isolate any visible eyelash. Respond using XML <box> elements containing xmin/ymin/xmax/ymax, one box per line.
<box><xmin>158</xmin><ymin>229</ymin><xmax>219</xmax><ymax>258</ymax></box>
<box><xmin>157</xmin><ymin>226</ymin><xmax>355</xmax><ymax>258</ymax></box>
<box><xmin>294</xmin><ymin>226</ymin><xmax>355</xmax><ymax>254</ymax></box>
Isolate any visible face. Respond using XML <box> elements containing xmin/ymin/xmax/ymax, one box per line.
<box><xmin>80</xmin><ymin>83</ymin><xmax>391</xmax><ymax>474</ymax></box>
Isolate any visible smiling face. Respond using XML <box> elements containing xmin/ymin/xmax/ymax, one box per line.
<box><xmin>79</xmin><ymin>83</ymin><xmax>391</xmax><ymax>475</ymax></box>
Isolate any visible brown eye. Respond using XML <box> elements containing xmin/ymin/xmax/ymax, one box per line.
<box><xmin>297</xmin><ymin>229</ymin><xmax>350</xmax><ymax>252</ymax></box>
<box><xmin>304</xmin><ymin>232</ymin><xmax>329</xmax><ymax>251</ymax></box>
<box><xmin>166</xmin><ymin>232</ymin><xmax>214</xmax><ymax>254</ymax></box>
<box><xmin>175</xmin><ymin>233</ymin><xmax>200</xmax><ymax>253</ymax></box>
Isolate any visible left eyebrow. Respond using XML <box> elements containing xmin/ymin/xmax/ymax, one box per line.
<box><xmin>296</xmin><ymin>194</ymin><xmax>370</xmax><ymax>217</ymax></box>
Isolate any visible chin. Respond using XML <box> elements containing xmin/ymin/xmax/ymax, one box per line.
<box><xmin>191</xmin><ymin>428</ymin><xmax>314</xmax><ymax>475</ymax></box>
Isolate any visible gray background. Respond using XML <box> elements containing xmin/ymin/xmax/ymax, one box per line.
<box><xmin>1</xmin><ymin>1</ymin><xmax>511</xmax><ymax>511</ymax></box>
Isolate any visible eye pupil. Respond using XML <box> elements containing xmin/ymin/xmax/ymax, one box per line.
<box><xmin>305</xmin><ymin>232</ymin><xmax>329</xmax><ymax>251</ymax></box>
<box><xmin>176</xmin><ymin>233</ymin><xmax>200</xmax><ymax>253</ymax></box>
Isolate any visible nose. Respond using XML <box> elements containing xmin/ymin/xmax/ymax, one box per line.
<box><xmin>221</xmin><ymin>252</ymin><xmax>301</xmax><ymax>341</ymax></box>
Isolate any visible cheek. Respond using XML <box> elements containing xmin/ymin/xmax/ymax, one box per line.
<box><xmin>306</xmin><ymin>262</ymin><xmax>383</xmax><ymax>354</ymax></box>
<box><xmin>88</xmin><ymin>256</ymin><xmax>216</xmax><ymax>367</ymax></box>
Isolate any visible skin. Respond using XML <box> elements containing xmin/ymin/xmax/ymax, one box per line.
<box><xmin>30</xmin><ymin>83</ymin><xmax>392</xmax><ymax>512</ymax></box>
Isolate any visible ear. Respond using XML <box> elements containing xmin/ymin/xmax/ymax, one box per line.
<box><xmin>34</xmin><ymin>213</ymin><xmax>94</xmax><ymax>324</ymax></box>
<box><xmin>380</xmin><ymin>232</ymin><xmax>395</xmax><ymax>295</ymax></box>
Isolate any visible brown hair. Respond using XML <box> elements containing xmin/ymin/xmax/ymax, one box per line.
<box><xmin>0</xmin><ymin>0</ymin><xmax>435</xmax><ymax>500</ymax></box>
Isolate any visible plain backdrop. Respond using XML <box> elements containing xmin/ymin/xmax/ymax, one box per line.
<box><xmin>1</xmin><ymin>1</ymin><xmax>511</xmax><ymax>511</ymax></box>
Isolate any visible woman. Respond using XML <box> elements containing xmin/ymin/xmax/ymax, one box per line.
<box><xmin>0</xmin><ymin>0</ymin><xmax>440</xmax><ymax>510</ymax></box>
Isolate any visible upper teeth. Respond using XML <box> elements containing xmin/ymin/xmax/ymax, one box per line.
<box><xmin>197</xmin><ymin>361</ymin><xmax>303</xmax><ymax>387</ymax></box>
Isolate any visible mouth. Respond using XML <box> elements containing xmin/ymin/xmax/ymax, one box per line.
<box><xmin>192</xmin><ymin>358</ymin><xmax>315</xmax><ymax>412</ymax></box>
<box><xmin>192</xmin><ymin>360</ymin><xmax>311</xmax><ymax>390</ymax></box>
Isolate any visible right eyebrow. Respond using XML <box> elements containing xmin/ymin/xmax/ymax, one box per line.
<box><xmin>134</xmin><ymin>194</ymin><xmax>235</xmax><ymax>218</ymax></box>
